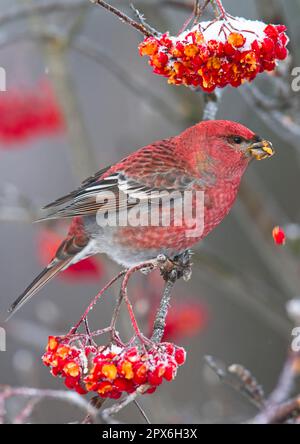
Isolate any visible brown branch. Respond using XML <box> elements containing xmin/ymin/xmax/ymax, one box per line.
<box><xmin>89</xmin><ymin>0</ymin><xmax>153</xmax><ymax>37</ymax></box>
<box><xmin>205</xmin><ymin>356</ymin><xmax>266</xmax><ymax>410</ymax></box>
<box><xmin>130</xmin><ymin>3</ymin><xmax>160</xmax><ymax>37</ymax></box>
<box><xmin>254</xmin><ymin>397</ymin><xmax>300</xmax><ymax>424</ymax></box>
<box><xmin>81</xmin><ymin>396</ymin><xmax>106</xmax><ymax>424</ymax></box>
<box><xmin>0</xmin><ymin>0</ymin><xmax>87</xmax><ymax>27</ymax></box>
<box><xmin>13</xmin><ymin>397</ymin><xmax>42</xmax><ymax>425</ymax></box>
<box><xmin>19</xmin><ymin>1</ymin><xmax>96</xmax><ymax>181</ymax></box>
<box><xmin>151</xmin><ymin>251</ymin><xmax>192</xmax><ymax>343</ymax></box>
<box><xmin>151</xmin><ymin>279</ymin><xmax>176</xmax><ymax>343</ymax></box>
<box><xmin>240</xmin><ymin>82</ymin><xmax>300</xmax><ymax>150</ymax></box>
<box><xmin>101</xmin><ymin>384</ymin><xmax>150</xmax><ymax>424</ymax></box>
<box><xmin>72</xmin><ymin>36</ymin><xmax>183</xmax><ymax>125</ymax></box>
<box><xmin>202</xmin><ymin>90</ymin><xmax>223</xmax><ymax>121</ymax></box>
<box><xmin>193</xmin><ymin>0</ymin><xmax>211</xmax><ymax>24</ymax></box>
<box><xmin>253</xmin><ymin>350</ymin><xmax>300</xmax><ymax>424</ymax></box>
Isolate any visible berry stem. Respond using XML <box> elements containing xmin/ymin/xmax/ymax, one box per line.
<box><xmin>212</xmin><ymin>0</ymin><xmax>226</xmax><ymax>19</ymax></box>
<box><xmin>69</xmin><ymin>270</ymin><xmax>125</xmax><ymax>335</ymax></box>
<box><xmin>120</xmin><ymin>262</ymin><xmax>156</xmax><ymax>340</ymax></box>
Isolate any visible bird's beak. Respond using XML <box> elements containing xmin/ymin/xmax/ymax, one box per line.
<box><xmin>247</xmin><ymin>140</ymin><xmax>275</xmax><ymax>160</ymax></box>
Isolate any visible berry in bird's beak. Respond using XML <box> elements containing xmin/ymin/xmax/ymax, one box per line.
<box><xmin>247</xmin><ymin>140</ymin><xmax>275</xmax><ymax>160</ymax></box>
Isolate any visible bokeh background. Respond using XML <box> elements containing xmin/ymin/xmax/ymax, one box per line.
<box><xmin>0</xmin><ymin>0</ymin><xmax>300</xmax><ymax>424</ymax></box>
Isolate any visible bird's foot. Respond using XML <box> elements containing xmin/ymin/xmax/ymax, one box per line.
<box><xmin>157</xmin><ymin>250</ymin><xmax>193</xmax><ymax>283</ymax></box>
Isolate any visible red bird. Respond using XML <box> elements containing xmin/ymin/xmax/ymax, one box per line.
<box><xmin>8</xmin><ymin>120</ymin><xmax>274</xmax><ymax>318</ymax></box>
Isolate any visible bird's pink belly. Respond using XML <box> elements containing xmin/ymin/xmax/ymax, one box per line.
<box><xmin>113</xmin><ymin>194</ymin><xmax>235</xmax><ymax>252</ymax></box>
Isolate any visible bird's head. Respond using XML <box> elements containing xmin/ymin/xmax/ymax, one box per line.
<box><xmin>179</xmin><ymin>120</ymin><xmax>274</xmax><ymax>182</ymax></box>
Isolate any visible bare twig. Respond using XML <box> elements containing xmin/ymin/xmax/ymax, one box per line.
<box><xmin>101</xmin><ymin>384</ymin><xmax>149</xmax><ymax>423</ymax></box>
<box><xmin>18</xmin><ymin>1</ymin><xmax>96</xmax><ymax>181</ymax></box>
<box><xmin>72</xmin><ymin>36</ymin><xmax>183</xmax><ymax>125</ymax></box>
<box><xmin>13</xmin><ymin>397</ymin><xmax>42</xmax><ymax>424</ymax></box>
<box><xmin>70</xmin><ymin>270</ymin><xmax>126</xmax><ymax>334</ymax></box>
<box><xmin>44</xmin><ymin>38</ymin><xmax>96</xmax><ymax>180</ymax></box>
<box><xmin>0</xmin><ymin>386</ymin><xmax>99</xmax><ymax>424</ymax></box>
<box><xmin>151</xmin><ymin>280</ymin><xmax>176</xmax><ymax>343</ymax></box>
<box><xmin>240</xmin><ymin>83</ymin><xmax>300</xmax><ymax>150</ymax></box>
<box><xmin>254</xmin><ymin>396</ymin><xmax>300</xmax><ymax>424</ymax></box>
<box><xmin>130</xmin><ymin>3</ymin><xmax>160</xmax><ymax>37</ymax></box>
<box><xmin>81</xmin><ymin>396</ymin><xmax>106</xmax><ymax>424</ymax></box>
<box><xmin>0</xmin><ymin>0</ymin><xmax>86</xmax><ymax>27</ymax></box>
<box><xmin>205</xmin><ymin>356</ymin><xmax>265</xmax><ymax>410</ymax></box>
<box><xmin>252</xmin><ymin>349</ymin><xmax>300</xmax><ymax>424</ymax></box>
<box><xmin>193</xmin><ymin>0</ymin><xmax>211</xmax><ymax>24</ymax></box>
<box><xmin>202</xmin><ymin>89</ymin><xmax>223</xmax><ymax>121</ymax></box>
<box><xmin>89</xmin><ymin>0</ymin><xmax>153</xmax><ymax>37</ymax></box>
<box><xmin>151</xmin><ymin>251</ymin><xmax>192</xmax><ymax>343</ymax></box>
<box><xmin>268</xmin><ymin>353</ymin><xmax>300</xmax><ymax>406</ymax></box>
<box><xmin>134</xmin><ymin>399</ymin><xmax>151</xmax><ymax>424</ymax></box>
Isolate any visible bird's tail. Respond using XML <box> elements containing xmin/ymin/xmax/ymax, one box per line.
<box><xmin>6</xmin><ymin>258</ymin><xmax>72</xmax><ymax>321</ymax></box>
<box><xmin>7</xmin><ymin>217</ymin><xmax>90</xmax><ymax>321</ymax></box>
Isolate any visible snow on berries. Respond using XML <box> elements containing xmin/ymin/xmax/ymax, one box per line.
<box><xmin>42</xmin><ymin>336</ymin><xmax>186</xmax><ymax>399</ymax></box>
<box><xmin>139</xmin><ymin>18</ymin><xmax>289</xmax><ymax>92</ymax></box>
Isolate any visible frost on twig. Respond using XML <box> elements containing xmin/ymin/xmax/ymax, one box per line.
<box><xmin>89</xmin><ymin>0</ymin><xmax>153</xmax><ymax>37</ymax></box>
<box><xmin>0</xmin><ymin>385</ymin><xmax>99</xmax><ymax>424</ymax></box>
<box><xmin>205</xmin><ymin>355</ymin><xmax>266</xmax><ymax>410</ymax></box>
<box><xmin>202</xmin><ymin>90</ymin><xmax>223</xmax><ymax>121</ymax></box>
<box><xmin>205</xmin><ymin>344</ymin><xmax>300</xmax><ymax>424</ymax></box>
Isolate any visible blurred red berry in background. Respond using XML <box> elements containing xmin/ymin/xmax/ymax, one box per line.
<box><xmin>149</xmin><ymin>300</ymin><xmax>208</xmax><ymax>342</ymax></box>
<box><xmin>37</xmin><ymin>228</ymin><xmax>104</xmax><ymax>281</ymax></box>
<box><xmin>0</xmin><ymin>79</ymin><xmax>64</xmax><ymax>146</ymax></box>
<box><xmin>272</xmin><ymin>226</ymin><xmax>286</xmax><ymax>246</ymax></box>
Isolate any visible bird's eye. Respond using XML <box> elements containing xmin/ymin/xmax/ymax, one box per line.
<box><xmin>233</xmin><ymin>136</ymin><xmax>243</xmax><ymax>144</ymax></box>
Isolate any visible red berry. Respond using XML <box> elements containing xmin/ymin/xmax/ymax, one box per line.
<box><xmin>272</xmin><ymin>226</ymin><xmax>286</xmax><ymax>245</ymax></box>
<box><xmin>275</xmin><ymin>44</ymin><xmax>288</xmax><ymax>60</ymax></box>
<box><xmin>175</xmin><ymin>348</ymin><xmax>186</xmax><ymax>365</ymax></box>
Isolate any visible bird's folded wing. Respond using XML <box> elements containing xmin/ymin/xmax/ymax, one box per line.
<box><xmin>38</xmin><ymin>142</ymin><xmax>200</xmax><ymax>220</ymax></box>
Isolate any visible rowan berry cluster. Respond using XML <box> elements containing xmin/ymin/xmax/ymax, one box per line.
<box><xmin>42</xmin><ymin>336</ymin><xmax>186</xmax><ymax>399</ymax></box>
<box><xmin>139</xmin><ymin>19</ymin><xmax>289</xmax><ymax>92</ymax></box>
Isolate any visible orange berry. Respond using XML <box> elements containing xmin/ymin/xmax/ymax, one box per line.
<box><xmin>64</xmin><ymin>362</ymin><xmax>80</xmax><ymax>378</ymax></box>
<box><xmin>139</xmin><ymin>41</ymin><xmax>158</xmax><ymax>56</ymax></box>
<box><xmin>102</xmin><ymin>363</ymin><xmax>118</xmax><ymax>380</ymax></box>
<box><xmin>98</xmin><ymin>381</ymin><xmax>113</xmax><ymax>395</ymax></box>
<box><xmin>184</xmin><ymin>44</ymin><xmax>199</xmax><ymax>58</ymax></box>
<box><xmin>121</xmin><ymin>361</ymin><xmax>134</xmax><ymax>380</ymax></box>
<box><xmin>227</xmin><ymin>33</ymin><xmax>246</xmax><ymax>48</ymax></box>
<box><xmin>56</xmin><ymin>345</ymin><xmax>70</xmax><ymax>359</ymax></box>
<box><xmin>48</xmin><ymin>336</ymin><xmax>58</xmax><ymax>351</ymax></box>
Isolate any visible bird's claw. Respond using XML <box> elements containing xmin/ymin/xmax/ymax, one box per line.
<box><xmin>157</xmin><ymin>250</ymin><xmax>193</xmax><ymax>282</ymax></box>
